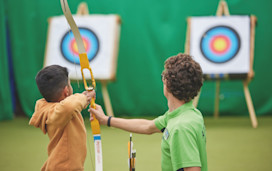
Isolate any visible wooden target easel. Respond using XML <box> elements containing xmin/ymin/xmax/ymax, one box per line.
<box><xmin>185</xmin><ymin>0</ymin><xmax>258</xmax><ymax>128</ymax></box>
<box><xmin>76</xmin><ymin>2</ymin><xmax>120</xmax><ymax>117</ymax></box>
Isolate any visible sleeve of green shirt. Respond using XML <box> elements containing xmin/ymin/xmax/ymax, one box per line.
<box><xmin>170</xmin><ymin>125</ymin><xmax>201</xmax><ymax>170</ymax></box>
<box><xmin>154</xmin><ymin>112</ymin><xmax>168</xmax><ymax>131</ymax></box>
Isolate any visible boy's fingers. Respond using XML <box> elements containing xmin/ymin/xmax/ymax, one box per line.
<box><xmin>88</xmin><ymin>104</ymin><xmax>101</xmax><ymax>113</ymax></box>
<box><xmin>89</xmin><ymin>108</ymin><xmax>97</xmax><ymax>114</ymax></box>
<box><xmin>95</xmin><ymin>104</ymin><xmax>101</xmax><ymax>109</ymax></box>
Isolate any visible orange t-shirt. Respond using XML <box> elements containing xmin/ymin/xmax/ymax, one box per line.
<box><xmin>29</xmin><ymin>93</ymin><xmax>88</xmax><ymax>171</ymax></box>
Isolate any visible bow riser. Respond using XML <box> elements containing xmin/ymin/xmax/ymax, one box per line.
<box><xmin>79</xmin><ymin>53</ymin><xmax>96</xmax><ymax>91</ymax></box>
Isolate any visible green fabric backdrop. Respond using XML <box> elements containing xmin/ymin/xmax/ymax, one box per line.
<box><xmin>1</xmin><ymin>0</ymin><xmax>272</xmax><ymax>119</ymax></box>
<box><xmin>0</xmin><ymin>0</ymin><xmax>13</xmax><ymax>120</ymax></box>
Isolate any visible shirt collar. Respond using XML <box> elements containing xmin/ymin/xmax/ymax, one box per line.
<box><xmin>166</xmin><ymin>100</ymin><xmax>194</xmax><ymax>119</ymax></box>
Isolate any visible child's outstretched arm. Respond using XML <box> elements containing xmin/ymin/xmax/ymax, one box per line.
<box><xmin>89</xmin><ymin>104</ymin><xmax>161</xmax><ymax>135</ymax></box>
<box><xmin>47</xmin><ymin>91</ymin><xmax>95</xmax><ymax>129</ymax></box>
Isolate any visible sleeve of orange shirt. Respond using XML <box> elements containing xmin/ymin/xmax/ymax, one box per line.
<box><xmin>47</xmin><ymin>93</ymin><xmax>88</xmax><ymax>129</ymax></box>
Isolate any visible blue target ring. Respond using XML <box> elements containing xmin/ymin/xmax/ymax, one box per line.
<box><xmin>200</xmin><ymin>26</ymin><xmax>240</xmax><ymax>63</ymax></box>
<box><xmin>61</xmin><ymin>27</ymin><xmax>99</xmax><ymax>64</ymax></box>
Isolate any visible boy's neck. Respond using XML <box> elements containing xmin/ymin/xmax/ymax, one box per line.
<box><xmin>167</xmin><ymin>95</ymin><xmax>185</xmax><ymax>112</ymax></box>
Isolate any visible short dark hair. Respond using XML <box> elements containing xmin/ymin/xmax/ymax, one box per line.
<box><xmin>162</xmin><ymin>53</ymin><xmax>203</xmax><ymax>103</ymax></box>
<box><xmin>35</xmin><ymin>65</ymin><xmax>69</xmax><ymax>102</ymax></box>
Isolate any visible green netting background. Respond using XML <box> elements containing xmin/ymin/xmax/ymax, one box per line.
<box><xmin>0</xmin><ymin>0</ymin><xmax>13</xmax><ymax>120</ymax></box>
<box><xmin>1</xmin><ymin>0</ymin><xmax>272</xmax><ymax>120</ymax></box>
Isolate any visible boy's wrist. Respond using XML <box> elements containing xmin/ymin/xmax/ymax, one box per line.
<box><xmin>107</xmin><ymin>116</ymin><xmax>113</xmax><ymax>127</ymax></box>
<box><xmin>99</xmin><ymin>115</ymin><xmax>108</xmax><ymax>125</ymax></box>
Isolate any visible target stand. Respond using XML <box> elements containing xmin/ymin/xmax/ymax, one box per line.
<box><xmin>185</xmin><ymin>0</ymin><xmax>258</xmax><ymax>128</ymax></box>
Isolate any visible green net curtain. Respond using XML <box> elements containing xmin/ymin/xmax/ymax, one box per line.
<box><xmin>0</xmin><ymin>0</ymin><xmax>13</xmax><ymax>120</ymax></box>
<box><xmin>3</xmin><ymin>0</ymin><xmax>272</xmax><ymax>120</ymax></box>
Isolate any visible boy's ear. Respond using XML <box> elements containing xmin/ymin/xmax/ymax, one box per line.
<box><xmin>57</xmin><ymin>86</ymin><xmax>70</xmax><ymax>102</ymax></box>
<box><xmin>63</xmin><ymin>86</ymin><xmax>69</xmax><ymax>97</ymax></box>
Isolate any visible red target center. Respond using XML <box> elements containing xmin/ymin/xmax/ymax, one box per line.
<box><xmin>70</xmin><ymin>37</ymin><xmax>91</xmax><ymax>55</ymax></box>
<box><xmin>210</xmin><ymin>35</ymin><xmax>230</xmax><ymax>55</ymax></box>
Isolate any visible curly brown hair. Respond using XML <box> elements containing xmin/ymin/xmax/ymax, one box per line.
<box><xmin>162</xmin><ymin>53</ymin><xmax>203</xmax><ymax>102</ymax></box>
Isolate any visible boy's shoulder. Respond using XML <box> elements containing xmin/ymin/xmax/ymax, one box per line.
<box><xmin>35</xmin><ymin>98</ymin><xmax>56</xmax><ymax>110</ymax></box>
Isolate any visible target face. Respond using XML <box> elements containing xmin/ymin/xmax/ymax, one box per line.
<box><xmin>189</xmin><ymin>16</ymin><xmax>250</xmax><ymax>75</ymax></box>
<box><xmin>200</xmin><ymin>26</ymin><xmax>240</xmax><ymax>63</ymax></box>
<box><xmin>61</xmin><ymin>27</ymin><xmax>99</xmax><ymax>64</ymax></box>
<box><xmin>45</xmin><ymin>15</ymin><xmax>121</xmax><ymax>80</ymax></box>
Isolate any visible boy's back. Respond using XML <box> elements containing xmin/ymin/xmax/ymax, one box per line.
<box><xmin>29</xmin><ymin>65</ymin><xmax>94</xmax><ymax>171</ymax></box>
<box><xmin>30</xmin><ymin>93</ymin><xmax>88</xmax><ymax>171</ymax></box>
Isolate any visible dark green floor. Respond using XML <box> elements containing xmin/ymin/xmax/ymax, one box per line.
<box><xmin>0</xmin><ymin>116</ymin><xmax>272</xmax><ymax>171</ymax></box>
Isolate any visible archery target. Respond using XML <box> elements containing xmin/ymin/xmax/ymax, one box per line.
<box><xmin>44</xmin><ymin>15</ymin><xmax>121</xmax><ymax>80</ymax></box>
<box><xmin>200</xmin><ymin>26</ymin><xmax>240</xmax><ymax>63</ymax></box>
<box><xmin>61</xmin><ymin>27</ymin><xmax>99</xmax><ymax>64</ymax></box>
<box><xmin>190</xmin><ymin>16</ymin><xmax>250</xmax><ymax>75</ymax></box>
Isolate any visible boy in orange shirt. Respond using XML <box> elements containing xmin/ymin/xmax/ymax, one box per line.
<box><xmin>29</xmin><ymin>65</ymin><xmax>95</xmax><ymax>171</ymax></box>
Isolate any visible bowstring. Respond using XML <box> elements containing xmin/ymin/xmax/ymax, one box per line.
<box><xmin>66</xmin><ymin>23</ymin><xmax>95</xmax><ymax>171</ymax></box>
<box><xmin>67</xmin><ymin>29</ymin><xmax>80</xmax><ymax>90</ymax></box>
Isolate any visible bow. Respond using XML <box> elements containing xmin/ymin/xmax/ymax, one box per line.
<box><xmin>60</xmin><ymin>0</ymin><xmax>103</xmax><ymax>170</ymax></box>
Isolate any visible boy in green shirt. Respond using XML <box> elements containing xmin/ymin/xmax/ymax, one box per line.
<box><xmin>90</xmin><ymin>53</ymin><xmax>207</xmax><ymax>171</ymax></box>
<box><xmin>155</xmin><ymin>101</ymin><xmax>207</xmax><ymax>171</ymax></box>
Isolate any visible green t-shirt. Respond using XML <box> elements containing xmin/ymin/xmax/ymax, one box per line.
<box><xmin>154</xmin><ymin>101</ymin><xmax>208</xmax><ymax>171</ymax></box>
